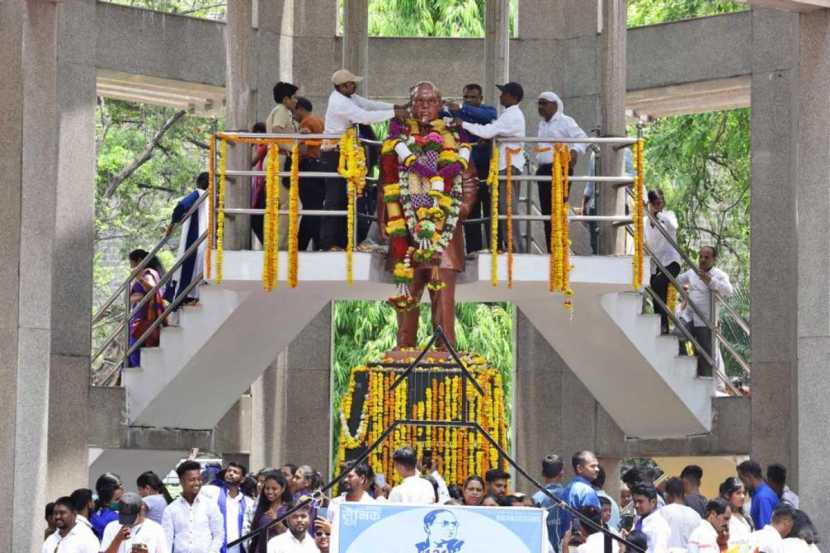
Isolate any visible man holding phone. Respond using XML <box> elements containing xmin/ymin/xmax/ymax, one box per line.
<box><xmin>100</xmin><ymin>493</ymin><xmax>169</xmax><ymax>553</ymax></box>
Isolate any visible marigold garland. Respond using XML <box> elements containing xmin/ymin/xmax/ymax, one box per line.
<box><xmin>215</xmin><ymin>138</ymin><xmax>227</xmax><ymax>283</ymax></box>
<box><xmin>667</xmin><ymin>283</ymin><xmax>678</xmax><ymax>315</ymax></box>
<box><xmin>633</xmin><ymin>139</ymin><xmax>646</xmax><ymax>290</ymax></box>
<box><xmin>287</xmin><ymin>143</ymin><xmax>300</xmax><ymax>288</ymax></box>
<box><xmin>262</xmin><ymin>145</ymin><xmax>280</xmax><ymax>291</ymax></box>
<box><xmin>487</xmin><ymin>143</ymin><xmax>500</xmax><ymax>286</ymax></box>
<box><xmin>505</xmin><ymin>148</ymin><xmax>523</xmax><ymax>289</ymax></box>
<box><xmin>338</xmin><ymin>128</ymin><xmax>366</xmax><ymax>284</ymax></box>
<box><xmin>551</xmin><ymin>147</ymin><xmax>564</xmax><ymax>292</ymax></box>
<box><xmin>560</xmin><ymin>147</ymin><xmax>574</xmax><ymax>313</ymax></box>
<box><xmin>206</xmin><ymin>135</ymin><xmax>216</xmax><ymax>280</ymax></box>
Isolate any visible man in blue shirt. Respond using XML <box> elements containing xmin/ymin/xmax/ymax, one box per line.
<box><xmin>738</xmin><ymin>460</ymin><xmax>779</xmax><ymax>529</ymax></box>
<box><xmin>558</xmin><ymin>451</ymin><xmax>601</xmax><ymax>547</ymax></box>
<box><xmin>443</xmin><ymin>84</ymin><xmax>497</xmax><ymax>253</ymax></box>
<box><xmin>533</xmin><ymin>454</ymin><xmax>566</xmax><ymax>552</ymax></box>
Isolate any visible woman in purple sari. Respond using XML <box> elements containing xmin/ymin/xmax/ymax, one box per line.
<box><xmin>126</xmin><ymin>249</ymin><xmax>166</xmax><ymax>368</ymax></box>
<box><xmin>249</xmin><ymin>470</ymin><xmax>293</xmax><ymax>553</ymax></box>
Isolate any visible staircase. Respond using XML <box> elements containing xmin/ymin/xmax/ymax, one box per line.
<box><xmin>118</xmin><ymin>250</ymin><xmax>713</xmax><ymax>439</ymax></box>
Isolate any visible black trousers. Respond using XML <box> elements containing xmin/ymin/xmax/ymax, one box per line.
<box><xmin>463</xmin><ymin>154</ymin><xmax>491</xmax><ymax>253</ymax></box>
<box><xmin>297</xmin><ymin>157</ymin><xmax>325</xmax><ymax>251</ymax></box>
<box><xmin>650</xmin><ymin>261</ymin><xmax>681</xmax><ymax>332</ymax></box>
<box><xmin>319</xmin><ymin>150</ymin><xmax>348</xmax><ymax>250</ymax></box>
<box><xmin>251</xmin><ymin>184</ymin><xmax>266</xmax><ymax>245</ymax></box>
<box><xmin>691</xmin><ymin>325</ymin><xmax>714</xmax><ymax>377</ymax></box>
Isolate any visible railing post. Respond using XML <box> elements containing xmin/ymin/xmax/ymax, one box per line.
<box><xmin>524</xmin><ymin>159</ymin><xmax>532</xmax><ymax>253</ymax></box>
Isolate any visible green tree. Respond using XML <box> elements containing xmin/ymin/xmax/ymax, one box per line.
<box><xmin>627</xmin><ymin>0</ymin><xmax>746</xmax><ymax>27</ymax></box>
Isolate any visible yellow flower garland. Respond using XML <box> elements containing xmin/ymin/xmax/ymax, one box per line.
<box><xmin>505</xmin><ymin>148</ymin><xmax>523</xmax><ymax>289</ymax></box>
<box><xmin>560</xmin><ymin>148</ymin><xmax>574</xmax><ymax>312</ymax></box>
<box><xmin>262</xmin><ymin>145</ymin><xmax>280</xmax><ymax>291</ymax></box>
<box><xmin>666</xmin><ymin>283</ymin><xmax>678</xmax><ymax>315</ymax></box>
<box><xmin>337</xmin><ymin>128</ymin><xmax>366</xmax><ymax>284</ymax></box>
<box><xmin>288</xmin><ymin>143</ymin><xmax>300</xmax><ymax>288</ymax></box>
<box><xmin>215</xmin><ymin>138</ymin><xmax>227</xmax><ymax>283</ymax></box>
<box><xmin>633</xmin><ymin>139</ymin><xmax>646</xmax><ymax>290</ymax></box>
<box><xmin>551</xmin><ymin>147</ymin><xmax>564</xmax><ymax>292</ymax></box>
<box><xmin>206</xmin><ymin>135</ymin><xmax>215</xmax><ymax>280</ymax></box>
<box><xmin>487</xmin><ymin>143</ymin><xmax>500</xmax><ymax>286</ymax></box>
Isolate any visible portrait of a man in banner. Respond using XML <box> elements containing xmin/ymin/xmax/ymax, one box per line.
<box><xmin>333</xmin><ymin>503</ymin><xmax>546</xmax><ymax>553</ymax></box>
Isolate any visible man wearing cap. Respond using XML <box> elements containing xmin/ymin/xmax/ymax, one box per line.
<box><xmin>455</xmin><ymin>82</ymin><xmax>526</xmax><ymax>253</ymax></box>
<box><xmin>536</xmin><ymin>91</ymin><xmax>588</xmax><ymax>252</ymax></box>
<box><xmin>319</xmin><ymin>69</ymin><xmax>408</xmax><ymax>251</ymax></box>
<box><xmin>101</xmin><ymin>492</ymin><xmax>169</xmax><ymax>553</ymax></box>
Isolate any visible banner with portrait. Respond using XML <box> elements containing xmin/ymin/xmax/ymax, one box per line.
<box><xmin>332</xmin><ymin>502</ymin><xmax>547</xmax><ymax>553</ymax></box>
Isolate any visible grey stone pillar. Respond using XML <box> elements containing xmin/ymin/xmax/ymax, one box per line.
<box><xmin>342</xmin><ymin>0</ymin><xmax>369</xmax><ymax>95</ymax></box>
<box><xmin>0</xmin><ymin>2</ymin><xmax>59</xmax><ymax>550</ymax></box>
<box><xmin>485</xmin><ymin>0</ymin><xmax>510</xmax><ymax>104</ymax></box>
<box><xmin>599</xmin><ymin>0</ymin><xmax>627</xmax><ymax>255</ymax></box>
<box><xmin>749</xmin><ymin>8</ymin><xmax>800</xmax><ymax>476</ymax></box>
<box><xmin>250</xmin><ymin>359</ymin><xmax>287</xmax><ymax>470</ymax></box>
<box><xmin>795</xmin><ymin>8</ymin><xmax>830</xmax><ymax>535</ymax></box>
<box><xmin>48</xmin><ymin>0</ymin><xmax>96</xmax><ymax>501</ymax></box>
<box><xmin>225</xmin><ymin>0</ymin><xmax>256</xmax><ymax>249</ymax></box>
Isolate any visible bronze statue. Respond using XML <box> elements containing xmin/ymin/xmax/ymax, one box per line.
<box><xmin>377</xmin><ymin>82</ymin><xmax>478</xmax><ymax>348</ymax></box>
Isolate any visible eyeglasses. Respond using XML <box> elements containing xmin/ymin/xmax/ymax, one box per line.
<box><xmin>316</xmin><ymin>532</ymin><xmax>331</xmax><ymax>538</ymax></box>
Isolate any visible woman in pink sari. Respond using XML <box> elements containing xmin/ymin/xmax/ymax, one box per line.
<box><xmin>126</xmin><ymin>249</ymin><xmax>165</xmax><ymax>368</ymax></box>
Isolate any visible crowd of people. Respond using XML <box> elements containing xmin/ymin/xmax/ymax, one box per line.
<box><xmin>44</xmin><ymin>447</ymin><xmax>813</xmax><ymax>553</ymax></box>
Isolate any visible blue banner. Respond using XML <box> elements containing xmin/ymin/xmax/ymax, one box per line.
<box><xmin>332</xmin><ymin>503</ymin><xmax>547</xmax><ymax>553</ymax></box>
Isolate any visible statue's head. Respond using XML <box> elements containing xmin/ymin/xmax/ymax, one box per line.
<box><xmin>410</xmin><ymin>81</ymin><xmax>442</xmax><ymax>125</ymax></box>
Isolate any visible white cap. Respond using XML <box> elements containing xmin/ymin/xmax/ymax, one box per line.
<box><xmin>331</xmin><ymin>69</ymin><xmax>364</xmax><ymax>86</ymax></box>
<box><xmin>538</xmin><ymin>91</ymin><xmax>558</xmax><ymax>103</ymax></box>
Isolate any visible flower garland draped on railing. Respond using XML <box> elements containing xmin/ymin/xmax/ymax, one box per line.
<box><xmin>206</xmin><ymin>135</ymin><xmax>216</xmax><ymax>280</ymax></box>
<box><xmin>262</xmin><ymin>144</ymin><xmax>280</xmax><ymax>291</ymax></box>
<box><xmin>338</xmin><ymin>128</ymin><xmax>367</xmax><ymax>285</ymax></box>
<box><xmin>633</xmin><ymin>139</ymin><xmax>646</xmax><ymax>290</ymax></box>
<box><xmin>550</xmin><ymin>145</ymin><xmax>574</xmax><ymax>312</ymax></box>
<box><xmin>505</xmin><ymin>148</ymin><xmax>523</xmax><ymax>289</ymax></box>
<box><xmin>287</xmin><ymin>143</ymin><xmax>300</xmax><ymax>288</ymax></box>
<box><xmin>487</xmin><ymin>143</ymin><xmax>500</xmax><ymax>287</ymax></box>
<box><xmin>333</xmin><ymin>356</ymin><xmax>510</xmax><ymax>487</ymax></box>
<box><xmin>215</xmin><ymin>137</ymin><xmax>228</xmax><ymax>284</ymax></box>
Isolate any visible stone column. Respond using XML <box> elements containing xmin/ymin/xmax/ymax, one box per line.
<box><xmin>342</xmin><ymin>0</ymin><xmax>369</xmax><ymax>95</ymax></box>
<box><xmin>225</xmin><ymin>0</ymin><xmax>256</xmax><ymax>249</ymax></box>
<box><xmin>485</xmin><ymin>0</ymin><xmax>510</xmax><ymax>104</ymax></box>
<box><xmin>795</xmin><ymin>8</ymin><xmax>830</xmax><ymax>535</ymax></box>
<box><xmin>249</xmin><ymin>357</ymin><xmax>287</xmax><ymax>470</ymax></box>
<box><xmin>0</xmin><ymin>2</ymin><xmax>59</xmax><ymax>550</ymax></box>
<box><xmin>748</xmin><ymin>8</ymin><xmax>800</xmax><ymax>476</ymax></box>
<box><xmin>598</xmin><ymin>0</ymin><xmax>627</xmax><ymax>255</ymax></box>
<box><xmin>48</xmin><ymin>0</ymin><xmax>96</xmax><ymax>501</ymax></box>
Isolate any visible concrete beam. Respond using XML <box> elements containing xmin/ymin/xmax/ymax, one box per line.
<box><xmin>626</xmin><ymin>76</ymin><xmax>751</xmax><ymax>118</ymax></box>
<box><xmin>738</xmin><ymin>0</ymin><xmax>830</xmax><ymax>11</ymax></box>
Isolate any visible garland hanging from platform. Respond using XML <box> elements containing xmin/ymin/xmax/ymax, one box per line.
<box><xmin>487</xmin><ymin>143</ymin><xmax>500</xmax><ymax>287</ymax></box>
<box><xmin>333</xmin><ymin>354</ymin><xmax>510</xmax><ymax>488</ymax></box>
<box><xmin>550</xmin><ymin>146</ymin><xmax>574</xmax><ymax>312</ymax></box>
<box><xmin>262</xmin><ymin>144</ymin><xmax>280</xmax><ymax>291</ymax></box>
<box><xmin>206</xmin><ymin>135</ymin><xmax>216</xmax><ymax>280</ymax></box>
<box><xmin>633</xmin><ymin>139</ymin><xmax>646</xmax><ymax>290</ymax></box>
<box><xmin>216</xmin><ymin>137</ymin><xmax>227</xmax><ymax>284</ymax></box>
<box><xmin>338</xmin><ymin>128</ymin><xmax>368</xmax><ymax>285</ymax></box>
<box><xmin>288</xmin><ymin>143</ymin><xmax>300</xmax><ymax>288</ymax></box>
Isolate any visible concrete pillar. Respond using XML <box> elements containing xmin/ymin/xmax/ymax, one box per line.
<box><xmin>598</xmin><ymin>0</ymin><xmax>627</xmax><ymax>255</ymax></box>
<box><xmin>0</xmin><ymin>2</ymin><xmax>59</xmax><ymax>550</ymax></box>
<box><xmin>795</xmin><ymin>8</ymin><xmax>830</xmax><ymax>536</ymax></box>
<box><xmin>748</xmin><ymin>8</ymin><xmax>800</xmax><ymax>476</ymax></box>
<box><xmin>250</xmin><ymin>359</ymin><xmax>287</xmax><ymax>470</ymax></box>
<box><xmin>342</xmin><ymin>0</ymin><xmax>369</xmax><ymax>95</ymax></box>
<box><xmin>48</xmin><ymin>0</ymin><xmax>96</xmax><ymax>501</ymax></box>
<box><xmin>225</xmin><ymin>0</ymin><xmax>256</xmax><ymax>249</ymax></box>
<box><xmin>485</xmin><ymin>0</ymin><xmax>510</xmax><ymax>104</ymax></box>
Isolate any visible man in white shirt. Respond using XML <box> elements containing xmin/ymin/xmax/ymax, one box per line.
<box><xmin>101</xmin><ymin>493</ymin><xmax>169</xmax><ymax>553</ymax></box>
<box><xmin>748</xmin><ymin>505</ymin><xmax>795</xmax><ymax>553</ymax></box>
<box><xmin>70</xmin><ymin>489</ymin><xmax>96</xmax><ymax>535</ymax></box>
<box><xmin>42</xmin><ymin>496</ymin><xmax>100</xmax><ymax>553</ymax></box>
<box><xmin>535</xmin><ymin>91</ymin><xmax>588</xmax><ymax>254</ymax></box>
<box><xmin>320</xmin><ymin>69</ymin><xmax>407</xmax><ymax>251</ymax></box>
<box><xmin>388</xmin><ymin>446</ymin><xmax>436</xmax><ymax>504</ymax></box>
<box><xmin>644</xmin><ymin>189</ymin><xmax>683</xmax><ymax>334</ymax></box>
<box><xmin>632</xmin><ymin>483</ymin><xmax>670</xmax><ymax>553</ymax></box>
<box><xmin>687</xmin><ymin>498</ymin><xmax>731</xmax><ymax>553</ymax></box>
<box><xmin>659</xmin><ymin>478</ymin><xmax>702</xmax><ymax>552</ymax></box>
<box><xmin>328</xmin><ymin>462</ymin><xmax>376</xmax><ymax>521</ymax></box>
<box><xmin>162</xmin><ymin>460</ymin><xmax>224</xmax><ymax>553</ymax></box>
<box><xmin>458</xmin><ymin>81</ymin><xmax>527</xmax><ymax>253</ymax></box>
<box><xmin>676</xmin><ymin>246</ymin><xmax>734</xmax><ymax>379</ymax></box>
<box><xmin>267</xmin><ymin>504</ymin><xmax>319</xmax><ymax>553</ymax></box>
<box><xmin>200</xmin><ymin>462</ymin><xmax>253</xmax><ymax>553</ymax></box>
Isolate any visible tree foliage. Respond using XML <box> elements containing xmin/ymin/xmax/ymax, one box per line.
<box><xmin>627</xmin><ymin>0</ymin><xmax>746</xmax><ymax>27</ymax></box>
<box><xmin>102</xmin><ymin>0</ymin><xmax>225</xmax><ymax>18</ymax></box>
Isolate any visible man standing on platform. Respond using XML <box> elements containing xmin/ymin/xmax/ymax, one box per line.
<box><xmin>443</xmin><ymin>84</ymin><xmax>498</xmax><ymax>253</ymax></box>
<box><xmin>535</xmin><ymin>92</ymin><xmax>588</xmax><ymax>252</ymax></box>
<box><xmin>320</xmin><ymin>69</ymin><xmax>407</xmax><ymax>251</ymax></box>
<box><xmin>457</xmin><ymin>82</ymin><xmax>526</xmax><ymax>252</ymax></box>
<box><xmin>166</xmin><ymin>171</ymin><xmax>209</xmax><ymax>307</ymax></box>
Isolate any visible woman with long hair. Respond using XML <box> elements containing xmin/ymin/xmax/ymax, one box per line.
<box><xmin>136</xmin><ymin>470</ymin><xmax>173</xmax><ymax>524</ymax></box>
<box><xmin>126</xmin><ymin>249</ymin><xmax>166</xmax><ymax>367</ymax></box>
<box><xmin>90</xmin><ymin>472</ymin><xmax>123</xmax><ymax>539</ymax></box>
<box><xmin>249</xmin><ymin>470</ymin><xmax>293</xmax><ymax>553</ymax></box>
<box><xmin>720</xmin><ymin>476</ymin><xmax>753</xmax><ymax>547</ymax></box>
<box><xmin>462</xmin><ymin>475</ymin><xmax>485</xmax><ymax>506</ymax></box>
<box><xmin>783</xmin><ymin>510</ymin><xmax>820</xmax><ymax>553</ymax></box>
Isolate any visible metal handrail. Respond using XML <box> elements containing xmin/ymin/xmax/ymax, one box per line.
<box><xmin>91</xmin><ymin>231</ymin><xmax>207</xmax><ymax>366</ymax></box>
<box><xmin>644</xmin><ymin>287</ymin><xmax>740</xmax><ymax>395</ymax></box>
<box><xmin>92</xmin><ymin>191</ymin><xmax>208</xmax><ymax>325</ymax></box>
